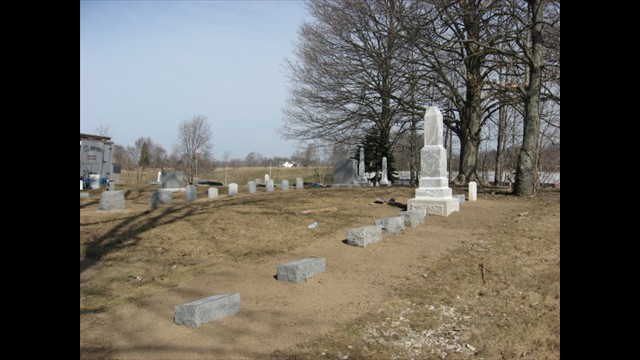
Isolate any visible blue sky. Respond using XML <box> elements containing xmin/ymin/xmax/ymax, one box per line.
<box><xmin>80</xmin><ymin>0</ymin><xmax>310</xmax><ymax>160</ymax></box>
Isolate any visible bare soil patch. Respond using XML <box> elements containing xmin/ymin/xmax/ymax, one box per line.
<box><xmin>80</xmin><ymin>183</ymin><xmax>559</xmax><ymax>360</ymax></box>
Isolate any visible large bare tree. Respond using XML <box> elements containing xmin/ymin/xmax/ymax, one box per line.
<box><xmin>280</xmin><ymin>0</ymin><xmax>416</xmax><ymax>174</ymax></box>
<box><xmin>174</xmin><ymin>115</ymin><xmax>213</xmax><ymax>184</ymax></box>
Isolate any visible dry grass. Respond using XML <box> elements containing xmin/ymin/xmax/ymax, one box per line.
<box><xmin>80</xmin><ymin>169</ymin><xmax>559</xmax><ymax>360</ymax></box>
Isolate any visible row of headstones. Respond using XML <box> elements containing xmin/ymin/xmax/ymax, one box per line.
<box><xmin>85</xmin><ymin>177</ymin><xmax>307</xmax><ymax>211</ymax></box>
<box><xmin>152</xmin><ymin>177</ymin><xmax>306</xmax><ymax>207</ymax></box>
<box><xmin>85</xmin><ymin>180</ymin><xmax>477</xmax><ymax>211</ymax></box>
<box><xmin>173</xmin><ymin>183</ymin><xmax>480</xmax><ymax>327</ymax></box>
<box><xmin>174</xmin><ymin>208</ymin><xmax>429</xmax><ymax>328</ymax></box>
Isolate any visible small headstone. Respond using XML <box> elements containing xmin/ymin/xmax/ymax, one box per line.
<box><xmin>277</xmin><ymin>258</ymin><xmax>326</xmax><ymax>283</ymax></box>
<box><xmin>248</xmin><ymin>181</ymin><xmax>257</xmax><ymax>194</ymax></box>
<box><xmin>208</xmin><ymin>188</ymin><xmax>218</xmax><ymax>199</ymax></box>
<box><xmin>347</xmin><ymin>225</ymin><xmax>383</xmax><ymax>247</ymax></box>
<box><xmin>174</xmin><ymin>293</ymin><xmax>241</xmax><ymax>328</ymax></box>
<box><xmin>157</xmin><ymin>171</ymin><xmax>161</xmax><ymax>183</ymax></box>
<box><xmin>399</xmin><ymin>209</ymin><xmax>427</xmax><ymax>227</ymax></box>
<box><xmin>281</xmin><ymin>180</ymin><xmax>289</xmax><ymax>191</ymax></box>
<box><xmin>374</xmin><ymin>216</ymin><xmax>405</xmax><ymax>235</ymax></box>
<box><xmin>185</xmin><ymin>185</ymin><xmax>197</xmax><ymax>201</ymax></box>
<box><xmin>80</xmin><ymin>180</ymin><xmax>83</xmax><ymax>190</ymax></box>
<box><xmin>107</xmin><ymin>181</ymin><xmax>116</xmax><ymax>191</ymax></box>
<box><xmin>296</xmin><ymin>177</ymin><xmax>304</xmax><ymax>190</ymax></box>
<box><xmin>266</xmin><ymin>179</ymin><xmax>274</xmax><ymax>192</ymax></box>
<box><xmin>264</xmin><ymin>174</ymin><xmax>270</xmax><ymax>183</ymax></box>
<box><xmin>80</xmin><ymin>192</ymin><xmax>89</xmax><ymax>199</ymax></box>
<box><xmin>98</xmin><ymin>190</ymin><xmax>125</xmax><ymax>211</ymax></box>
<box><xmin>228</xmin><ymin>183</ymin><xmax>238</xmax><ymax>196</ymax></box>
<box><xmin>468</xmin><ymin>182</ymin><xmax>477</xmax><ymax>201</ymax></box>
<box><xmin>150</xmin><ymin>189</ymin><xmax>172</xmax><ymax>206</ymax></box>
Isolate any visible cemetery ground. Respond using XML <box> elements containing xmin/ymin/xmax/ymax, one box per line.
<box><xmin>80</xmin><ymin>168</ymin><xmax>560</xmax><ymax>360</ymax></box>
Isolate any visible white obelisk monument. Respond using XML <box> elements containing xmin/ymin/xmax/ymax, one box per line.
<box><xmin>407</xmin><ymin>106</ymin><xmax>460</xmax><ymax>216</ymax></box>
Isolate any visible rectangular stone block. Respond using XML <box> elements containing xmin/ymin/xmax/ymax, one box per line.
<box><xmin>347</xmin><ymin>225</ymin><xmax>383</xmax><ymax>247</ymax></box>
<box><xmin>98</xmin><ymin>190</ymin><xmax>125</xmax><ymax>211</ymax></box>
<box><xmin>277</xmin><ymin>258</ymin><xmax>326</xmax><ymax>283</ymax></box>
<box><xmin>80</xmin><ymin>192</ymin><xmax>89</xmax><ymax>199</ymax></box>
<box><xmin>374</xmin><ymin>216</ymin><xmax>405</xmax><ymax>234</ymax></box>
<box><xmin>399</xmin><ymin>209</ymin><xmax>427</xmax><ymax>227</ymax></box>
<box><xmin>174</xmin><ymin>293</ymin><xmax>241</xmax><ymax>328</ymax></box>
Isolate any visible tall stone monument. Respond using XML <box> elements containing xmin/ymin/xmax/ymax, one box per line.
<box><xmin>356</xmin><ymin>147</ymin><xmax>368</xmax><ymax>185</ymax></box>
<box><xmin>380</xmin><ymin>156</ymin><xmax>389</xmax><ymax>186</ymax></box>
<box><xmin>407</xmin><ymin>106</ymin><xmax>460</xmax><ymax>216</ymax></box>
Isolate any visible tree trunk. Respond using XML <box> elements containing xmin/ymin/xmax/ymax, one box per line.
<box><xmin>514</xmin><ymin>0</ymin><xmax>544</xmax><ymax>197</ymax></box>
<box><xmin>454</xmin><ymin>96</ymin><xmax>484</xmax><ymax>186</ymax></box>
<box><xmin>494</xmin><ymin>104</ymin><xmax>507</xmax><ymax>186</ymax></box>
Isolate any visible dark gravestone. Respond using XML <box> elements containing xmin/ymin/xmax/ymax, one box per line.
<box><xmin>332</xmin><ymin>159</ymin><xmax>357</xmax><ymax>187</ymax></box>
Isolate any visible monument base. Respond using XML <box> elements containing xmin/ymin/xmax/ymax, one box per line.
<box><xmin>407</xmin><ymin>197</ymin><xmax>460</xmax><ymax>217</ymax></box>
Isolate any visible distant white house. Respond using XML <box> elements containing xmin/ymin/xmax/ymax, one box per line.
<box><xmin>278</xmin><ymin>161</ymin><xmax>300</xmax><ymax>168</ymax></box>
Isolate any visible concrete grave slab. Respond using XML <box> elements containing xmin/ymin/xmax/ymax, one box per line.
<box><xmin>277</xmin><ymin>258</ymin><xmax>326</xmax><ymax>283</ymax></box>
<box><xmin>174</xmin><ymin>293</ymin><xmax>241</xmax><ymax>328</ymax></box>
<box><xmin>346</xmin><ymin>225</ymin><xmax>383</xmax><ymax>247</ymax></box>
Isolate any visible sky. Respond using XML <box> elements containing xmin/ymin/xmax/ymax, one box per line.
<box><xmin>80</xmin><ymin>0</ymin><xmax>311</xmax><ymax>160</ymax></box>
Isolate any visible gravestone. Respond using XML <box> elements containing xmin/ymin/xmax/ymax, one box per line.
<box><xmin>380</xmin><ymin>156</ymin><xmax>389</xmax><ymax>186</ymax></box>
<box><xmin>265</xmin><ymin>179</ymin><xmax>274</xmax><ymax>192</ymax></box>
<box><xmin>150</xmin><ymin>189</ymin><xmax>172</xmax><ymax>206</ymax></box>
<box><xmin>407</xmin><ymin>106</ymin><xmax>460</xmax><ymax>216</ymax></box>
<box><xmin>468</xmin><ymin>182</ymin><xmax>477</xmax><ymax>201</ymax></box>
<box><xmin>80</xmin><ymin>180</ymin><xmax>83</xmax><ymax>190</ymax></box>
<box><xmin>296</xmin><ymin>177</ymin><xmax>303</xmax><ymax>190</ymax></box>
<box><xmin>248</xmin><ymin>181</ymin><xmax>257</xmax><ymax>194</ymax></box>
<box><xmin>208</xmin><ymin>188</ymin><xmax>218</xmax><ymax>199</ymax></box>
<box><xmin>228</xmin><ymin>183</ymin><xmax>238</xmax><ymax>196</ymax></box>
<box><xmin>185</xmin><ymin>185</ymin><xmax>197</xmax><ymax>201</ymax></box>
<box><xmin>264</xmin><ymin>174</ymin><xmax>270</xmax><ymax>184</ymax></box>
<box><xmin>174</xmin><ymin>293</ymin><xmax>241</xmax><ymax>328</ymax></box>
<box><xmin>374</xmin><ymin>216</ymin><xmax>405</xmax><ymax>235</ymax></box>
<box><xmin>281</xmin><ymin>180</ymin><xmax>289</xmax><ymax>191</ymax></box>
<box><xmin>356</xmin><ymin>147</ymin><xmax>369</xmax><ymax>185</ymax></box>
<box><xmin>346</xmin><ymin>225</ymin><xmax>383</xmax><ymax>247</ymax></box>
<box><xmin>107</xmin><ymin>181</ymin><xmax>116</xmax><ymax>191</ymax></box>
<box><xmin>399</xmin><ymin>209</ymin><xmax>427</xmax><ymax>227</ymax></box>
<box><xmin>277</xmin><ymin>258</ymin><xmax>326</xmax><ymax>283</ymax></box>
<box><xmin>80</xmin><ymin>192</ymin><xmax>89</xmax><ymax>199</ymax></box>
<box><xmin>332</xmin><ymin>159</ymin><xmax>358</xmax><ymax>187</ymax></box>
<box><xmin>99</xmin><ymin>190</ymin><xmax>125</xmax><ymax>211</ymax></box>
<box><xmin>161</xmin><ymin>171</ymin><xmax>184</xmax><ymax>189</ymax></box>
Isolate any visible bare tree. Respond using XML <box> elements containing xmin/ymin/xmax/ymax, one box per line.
<box><xmin>174</xmin><ymin>115</ymin><xmax>213</xmax><ymax>184</ymax></box>
<box><xmin>244</xmin><ymin>152</ymin><xmax>264</xmax><ymax>167</ymax></box>
<box><xmin>94</xmin><ymin>124</ymin><xmax>111</xmax><ymax>137</ymax></box>
<box><xmin>280</xmin><ymin>0</ymin><xmax>416</xmax><ymax>175</ymax></box>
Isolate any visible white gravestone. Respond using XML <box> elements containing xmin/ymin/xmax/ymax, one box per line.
<box><xmin>248</xmin><ymin>181</ymin><xmax>257</xmax><ymax>194</ymax></box>
<box><xmin>407</xmin><ymin>106</ymin><xmax>460</xmax><ymax>216</ymax></box>
<box><xmin>228</xmin><ymin>183</ymin><xmax>238</xmax><ymax>196</ymax></box>
<box><xmin>468</xmin><ymin>181</ymin><xmax>477</xmax><ymax>201</ymax></box>
<box><xmin>281</xmin><ymin>180</ymin><xmax>289</xmax><ymax>191</ymax></box>
<box><xmin>266</xmin><ymin>179</ymin><xmax>274</xmax><ymax>192</ymax></box>
<box><xmin>296</xmin><ymin>177</ymin><xmax>304</xmax><ymax>190</ymax></box>
<box><xmin>380</xmin><ymin>156</ymin><xmax>389</xmax><ymax>186</ymax></box>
